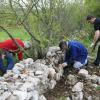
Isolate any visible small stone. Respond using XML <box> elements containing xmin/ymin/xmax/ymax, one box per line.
<box><xmin>67</xmin><ymin>74</ymin><xmax>78</xmax><ymax>85</ymax></box>
<box><xmin>39</xmin><ymin>95</ymin><xmax>47</xmax><ymax>100</ymax></box>
<box><xmin>91</xmin><ymin>75</ymin><xmax>98</xmax><ymax>84</ymax></box>
<box><xmin>78</xmin><ymin>69</ymin><xmax>88</xmax><ymax>77</ymax></box>
<box><xmin>13</xmin><ymin>90</ymin><xmax>27</xmax><ymax>100</ymax></box>
<box><xmin>72</xmin><ymin>82</ymin><xmax>83</xmax><ymax>92</ymax></box>
<box><xmin>35</xmin><ymin>71</ymin><xmax>43</xmax><ymax>76</ymax></box>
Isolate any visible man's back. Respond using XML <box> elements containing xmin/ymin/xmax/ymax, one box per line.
<box><xmin>94</xmin><ymin>18</ymin><xmax>100</xmax><ymax>31</ymax></box>
<box><xmin>68</xmin><ymin>40</ymin><xmax>88</xmax><ymax>56</ymax></box>
<box><xmin>0</xmin><ymin>38</ymin><xmax>24</xmax><ymax>51</ymax></box>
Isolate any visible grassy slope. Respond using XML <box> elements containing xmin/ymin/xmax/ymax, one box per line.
<box><xmin>0</xmin><ymin>27</ymin><xmax>30</xmax><ymax>41</ymax></box>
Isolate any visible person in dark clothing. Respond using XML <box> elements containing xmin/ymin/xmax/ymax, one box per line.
<box><xmin>0</xmin><ymin>49</ymin><xmax>14</xmax><ymax>74</ymax></box>
<box><xmin>59</xmin><ymin>40</ymin><xmax>88</xmax><ymax>70</ymax></box>
<box><xmin>86</xmin><ymin>15</ymin><xmax>100</xmax><ymax>66</ymax></box>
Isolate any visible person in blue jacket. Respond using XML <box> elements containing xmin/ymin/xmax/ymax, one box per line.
<box><xmin>59</xmin><ymin>40</ymin><xmax>88</xmax><ymax>70</ymax></box>
<box><xmin>0</xmin><ymin>49</ymin><xmax>14</xmax><ymax>74</ymax></box>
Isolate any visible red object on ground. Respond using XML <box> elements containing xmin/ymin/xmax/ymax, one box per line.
<box><xmin>0</xmin><ymin>38</ymin><xmax>24</xmax><ymax>60</ymax></box>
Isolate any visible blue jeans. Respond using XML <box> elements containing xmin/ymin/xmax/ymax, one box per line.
<box><xmin>0</xmin><ymin>51</ymin><xmax>14</xmax><ymax>73</ymax></box>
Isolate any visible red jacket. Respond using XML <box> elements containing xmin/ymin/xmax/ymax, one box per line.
<box><xmin>0</xmin><ymin>38</ymin><xmax>24</xmax><ymax>60</ymax></box>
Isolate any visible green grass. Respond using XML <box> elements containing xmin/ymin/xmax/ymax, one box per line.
<box><xmin>0</xmin><ymin>26</ymin><xmax>30</xmax><ymax>41</ymax></box>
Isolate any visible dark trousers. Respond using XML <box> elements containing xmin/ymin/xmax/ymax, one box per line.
<box><xmin>94</xmin><ymin>45</ymin><xmax>100</xmax><ymax>65</ymax></box>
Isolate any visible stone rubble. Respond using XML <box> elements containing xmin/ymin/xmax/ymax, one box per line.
<box><xmin>0</xmin><ymin>46</ymin><xmax>100</xmax><ymax>100</ymax></box>
<box><xmin>66</xmin><ymin>69</ymin><xmax>100</xmax><ymax>100</ymax></box>
<box><xmin>0</xmin><ymin>46</ymin><xmax>64</xmax><ymax>100</ymax></box>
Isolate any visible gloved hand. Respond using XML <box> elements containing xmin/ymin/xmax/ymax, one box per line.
<box><xmin>90</xmin><ymin>43</ymin><xmax>94</xmax><ymax>48</ymax></box>
<box><xmin>62</xmin><ymin>62</ymin><xmax>68</xmax><ymax>68</ymax></box>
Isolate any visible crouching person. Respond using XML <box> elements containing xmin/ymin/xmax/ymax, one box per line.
<box><xmin>59</xmin><ymin>40</ymin><xmax>88</xmax><ymax>70</ymax></box>
<box><xmin>0</xmin><ymin>49</ymin><xmax>14</xmax><ymax>74</ymax></box>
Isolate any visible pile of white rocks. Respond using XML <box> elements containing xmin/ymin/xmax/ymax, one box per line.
<box><xmin>0</xmin><ymin>46</ymin><xmax>64</xmax><ymax>100</ymax></box>
<box><xmin>66</xmin><ymin>69</ymin><xmax>100</xmax><ymax>100</ymax></box>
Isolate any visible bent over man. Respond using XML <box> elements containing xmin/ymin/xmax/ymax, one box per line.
<box><xmin>59</xmin><ymin>40</ymin><xmax>88</xmax><ymax>70</ymax></box>
<box><xmin>0</xmin><ymin>38</ymin><xmax>30</xmax><ymax>60</ymax></box>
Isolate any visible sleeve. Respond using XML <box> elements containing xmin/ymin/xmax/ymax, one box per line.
<box><xmin>17</xmin><ymin>51</ymin><xmax>23</xmax><ymax>60</ymax></box>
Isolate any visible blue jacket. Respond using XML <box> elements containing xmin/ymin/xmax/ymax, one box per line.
<box><xmin>0</xmin><ymin>50</ymin><xmax>14</xmax><ymax>73</ymax></box>
<box><xmin>65</xmin><ymin>40</ymin><xmax>88</xmax><ymax>64</ymax></box>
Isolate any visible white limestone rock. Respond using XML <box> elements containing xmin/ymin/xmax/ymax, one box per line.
<box><xmin>86</xmin><ymin>96</ymin><xmax>92</xmax><ymax>100</ymax></box>
<box><xmin>26</xmin><ymin>77</ymin><xmax>40</xmax><ymax>86</ymax></box>
<box><xmin>15</xmin><ymin>63</ymin><xmax>25</xmax><ymax>69</ymax></box>
<box><xmin>35</xmin><ymin>71</ymin><xmax>44</xmax><ymax>76</ymax></box>
<box><xmin>6</xmin><ymin>94</ymin><xmax>19</xmax><ymax>100</ymax></box>
<box><xmin>35</xmin><ymin>59</ymin><xmax>46</xmax><ymax>65</ymax></box>
<box><xmin>72</xmin><ymin>82</ymin><xmax>83</xmax><ymax>92</ymax></box>
<box><xmin>78</xmin><ymin>69</ymin><xmax>88</xmax><ymax>77</ymax></box>
<box><xmin>26</xmin><ymin>92</ymin><xmax>33</xmax><ymax>100</ymax></box>
<box><xmin>48</xmin><ymin>46</ymin><xmax>60</xmax><ymax>53</ymax></box>
<box><xmin>22</xmin><ymin>58</ymin><xmax>34</xmax><ymax>68</ymax></box>
<box><xmin>3</xmin><ymin>71</ymin><xmax>13</xmax><ymax>78</ymax></box>
<box><xmin>12</xmin><ymin>68</ymin><xmax>20</xmax><ymax>74</ymax></box>
<box><xmin>67</xmin><ymin>74</ymin><xmax>78</xmax><ymax>85</ymax></box>
<box><xmin>91</xmin><ymin>75</ymin><xmax>98</xmax><ymax>84</ymax></box>
<box><xmin>46</xmin><ymin>51</ymin><xmax>52</xmax><ymax>57</ymax></box>
<box><xmin>39</xmin><ymin>95</ymin><xmax>47</xmax><ymax>100</ymax></box>
<box><xmin>0</xmin><ymin>77</ymin><xmax>5</xmax><ymax>81</ymax></box>
<box><xmin>19</xmin><ymin>82</ymin><xmax>34</xmax><ymax>92</ymax></box>
<box><xmin>0</xmin><ymin>82</ymin><xmax>8</xmax><ymax>91</ymax></box>
<box><xmin>85</xmin><ymin>75</ymin><xmax>92</xmax><ymax>81</ymax></box>
<box><xmin>0</xmin><ymin>91</ymin><xmax>11</xmax><ymax>100</ymax></box>
<box><xmin>55</xmin><ymin>73</ymin><xmax>61</xmax><ymax>81</ymax></box>
<box><xmin>92</xmin><ymin>84</ymin><xmax>98</xmax><ymax>88</ymax></box>
<box><xmin>32</xmin><ymin>63</ymin><xmax>48</xmax><ymax>72</ymax></box>
<box><xmin>13</xmin><ymin>90</ymin><xmax>27</xmax><ymax>100</ymax></box>
<box><xmin>48</xmin><ymin>79</ymin><xmax>56</xmax><ymax>89</ymax></box>
<box><xmin>72</xmin><ymin>91</ymin><xmax>83</xmax><ymax>100</ymax></box>
<box><xmin>48</xmin><ymin>67</ymin><xmax>56</xmax><ymax>79</ymax></box>
<box><xmin>32</xmin><ymin>90</ymin><xmax>39</xmax><ymax>100</ymax></box>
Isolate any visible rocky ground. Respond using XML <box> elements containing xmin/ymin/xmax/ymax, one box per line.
<box><xmin>45</xmin><ymin>62</ymin><xmax>100</xmax><ymax>100</ymax></box>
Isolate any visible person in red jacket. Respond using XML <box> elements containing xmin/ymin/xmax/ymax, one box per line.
<box><xmin>0</xmin><ymin>38</ymin><xmax>30</xmax><ymax>60</ymax></box>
